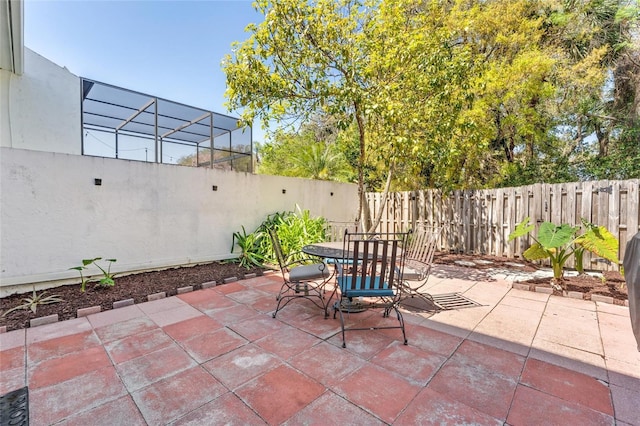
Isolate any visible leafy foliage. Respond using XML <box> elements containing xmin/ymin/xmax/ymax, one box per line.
<box><xmin>2</xmin><ymin>287</ymin><xmax>64</xmax><ymax>316</ymax></box>
<box><xmin>69</xmin><ymin>257</ymin><xmax>117</xmax><ymax>292</ymax></box>
<box><xmin>224</xmin><ymin>0</ymin><xmax>638</xmax><ymax>191</ymax></box>
<box><xmin>509</xmin><ymin>217</ymin><xmax>620</xmax><ymax>288</ymax></box>
<box><xmin>231</xmin><ymin>207</ymin><xmax>327</xmax><ymax>268</ymax></box>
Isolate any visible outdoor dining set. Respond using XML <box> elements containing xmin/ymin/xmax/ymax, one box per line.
<box><xmin>269</xmin><ymin>225</ymin><xmax>440</xmax><ymax>348</ymax></box>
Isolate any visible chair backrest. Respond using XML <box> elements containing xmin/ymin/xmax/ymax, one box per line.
<box><xmin>338</xmin><ymin>231</ymin><xmax>408</xmax><ymax>296</ymax></box>
<box><xmin>405</xmin><ymin>227</ymin><xmax>440</xmax><ymax>264</ymax></box>
<box><xmin>325</xmin><ymin>221</ymin><xmax>360</xmax><ymax>242</ymax></box>
<box><xmin>269</xmin><ymin>229</ymin><xmax>288</xmax><ymax>272</ymax></box>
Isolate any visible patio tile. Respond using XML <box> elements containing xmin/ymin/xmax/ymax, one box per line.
<box><xmin>326</xmin><ymin>329</ymin><xmax>394</xmax><ymax>360</ymax></box>
<box><xmin>93</xmin><ymin>316</ymin><xmax>158</xmax><ymax>344</ymax></box>
<box><xmin>131</xmin><ymin>366</ymin><xmax>226</xmax><ymax>425</ymax></box>
<box><xmin>54</xmin><ymin>395</ymin><xmax>146</xmax><ymax>426</ymax></box>
<box><xmin>86</xmin><ymin>304</ymin><xmax>146</xmax><ymax>329</ymax></box>
<box><xmin>249</xmin><ymin>294</ymin><xmax>281</xmax><ymax>314</ymax></box>
<box><xmin>507</xmin><ymin>385</ymin><xmax>614</xmax><ymax>426</ymax></box>
<box><xmin>283</xmin><ymin>390</ymin><xmax>384</xmax><ymax>426</ymax></box>
<box><xmin>103</xmin><ymin>328</ymin><xmax>174</xmax><ymax>364</ymax></box>
<box><xmin>254</xmin><ymin>326</ymin><xmax>320</xmax><ymax>360</ymax></box>
<box><xmin>450</xmin><ymin>339</ymin><xmax>526</xmax><ymax>377</ymax></box>
<box><xmin>287</xmin><ymin>341</ymin><xmax>366</xmax><ymax>387</ymax></box>
<box><xmin>28</xmin><ymin>345</ymin><xmax>112</xmax><ymax>389</ymax></box>
<box><xmin>175</xmin><ymin>326</ymin><xmax>249</xmax><ymax>363</ymax></box>
<box><xmin>163</xmin><ymin>315</ymin><xmax>223</xmax><ymax>341</ymax></box>
<box><xmin>520</xmin><ymin>358</ymin><xmax>613</xmax><ymax>415</ymax></box>
<box><xmin>0</xmin><ymin>365</ymin><xmax>25</xmax><ymax>395</ymax></box>
<box><xmin>177</xmin><ymin>288</ymin><xmax>237</xmax><ymax>313</ymax></box>
<box><xmin>202</xmin><ymin>344</ymin><xmax>281</xmax><ymax>389</ymax></box>
<box><xmin>529</xmin><ymin>340</ymin><xmax>608</xmax><ymax>381</ymax></box>
<box><xmin>169</xmin><ymin>392</ymin><xmax>267</xmax><ymax>425</ymax></box>
<box><xmin>610</xmin><ymin>383</ymin><xmax>640</xmax><ymax>425</ymax></box>
<box><xmin>332</xmin><ymin>363</ymin><xmax>422</xmax><ymax>423</ymax></box>
<box><xmin>395</xmin><ymin>387</ymin><xmax>502</xmax><ymax>425</ymax></box>
<box><xmin>27</xmin><ymin>329</ymin><xmax>101</xmax><ymax>364</ymax></box>
<box><xmin>294</xmin><ymin>314</ymin><xmax>344</xmax><ymax>340</ymax></box>
<box><xmin>227</xmin><ymin>287</ymin><xmax>271</xmax><ymax>305</ymax></box>
<box><xmin>0</xmin><ymin>345</ymin><xmax>24</xmax><ymax>371</ymax></box>
<box><xmin>137</xmin><ymin>296</ymin><xmax>190</xmax><ymax>314</ymax></box>
<box><xmin>146</xmin><ymin>304</ymin><xmax>204</xmax><ymax>327</ymax></box>
<box><xmin>396</xmin><ymin>323</ymin><xmax>463</xmax><ymax>357</ymax></box>
<box><xmin>370</xmin><ymin>341</ymin><xmax>447</xmax><ymax>386</ymax></box>
<box><xmin>236</xmin><ymin>364</ymin><xmax>325</xmax><ymax>425</ymax></box>
<box><xmin>26</xmin><ymin>317</ymin><xmax>92</xmax><ymax>344</ymax></box>
<box><xmin>470</xmin><ymin>304</ymin><xmax>541</xmax><ymax>355</ymax></box>
<box><xmin>29</xmin><ymin>366</ymin><xmax>127</xmax><ymax>426</ymax></box>
<box><xmin>427</xmin><ymin>342</ymin><xmax>524</xmax><ymax>420</ymax></box>
<box><xmin>214</xmin><ymin>281</ymin><xmax>246</xmax><ymax>295</ymax></box>
<box><xmin>115</xmin><ymin>343</ymin><xmax>197</xmax><ymax>392</ymax></box>
<box><xmin>0</xmin><ymin>328</ymin><xmax>25</xmax><ymax>350</ymax></box>
<box><xmin>606</xmin><ymin>359</ymin><xmax>640</xmax><ymax>388</ymax></box>
<box><xmin>228</xmin><ymin>314</ymin><xmax>289</xmax><ymax>342</ymax></box>
<box><xmin>207</xmin><ymin>304</ymin><xmax>260</xmax><ymax>324</ymax></box>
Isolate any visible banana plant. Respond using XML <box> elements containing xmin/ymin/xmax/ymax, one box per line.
<box><xmin>509</xmin><ymin>217</ymin><xmax>620</xmax><ymax>290</ymax></box>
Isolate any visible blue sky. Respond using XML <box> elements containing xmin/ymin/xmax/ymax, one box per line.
<box><xmin>24</xmin><ymin>0</ymin><xmax>266</xmax><ymax>143</ymax></box>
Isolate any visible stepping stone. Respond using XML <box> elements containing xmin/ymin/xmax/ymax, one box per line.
<box><xmin>454</xmin><ymin>260</ymin><xmax>477</xmax><ymax>267</ymax></box>
<box><xmin>473</xmin><ymin>259</ymin><xmax>494</xmax><ymax>265</ymax></box>
<box><xmin>505</xmin><ymin>262</ymin><xmax>525</xmax><ymax>268</ymax></box>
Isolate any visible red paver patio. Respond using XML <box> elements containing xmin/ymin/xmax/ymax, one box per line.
<box><xmin>1</xmin><ymin>268</ymin><xmax>638</xmax><ymax>425</ymax></box>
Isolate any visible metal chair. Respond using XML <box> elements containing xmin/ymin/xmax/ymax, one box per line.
<box><xmin>333</xmin><ymin>231</ymin><xmax>409</xmax><ymax>348</ymax></box>
<box><xmin>400</xmin><ymin>227</ymin><xmax>441</xmax><ymax>306</ymax></box>
<box><xmin>269</xmin><ymin>229</ymin><xmax>332</xmax><ymax>318</ymax></box>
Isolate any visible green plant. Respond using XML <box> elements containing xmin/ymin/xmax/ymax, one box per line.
<box><xmin>69</xmin><ymin>257</ymin><xmax>117</xmax><ymax>292</ymax></box>
<box><xmin>232</xmin><ymin>207</ymin><xmax>327</xmax><ymax>268</ymax></box>
<box><xmin>2</xmin><ymin>287</ymin><xmax>64</xmax><ymax>316</ymax></box>
<box><xmin>231</xmin><ymin>226</ymin><xmax>267</xmax><ymax>268</ymax></box>
<box><xmin>509</xmin><ymin>217</ymin><xmax>619</xmax><ymax>290</ymax></box>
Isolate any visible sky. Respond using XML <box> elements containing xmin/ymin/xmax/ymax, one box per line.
<box><xmin>24</xmin><ymin>0</ymin><xmax>267</xmax><ymax>144</ymax></box>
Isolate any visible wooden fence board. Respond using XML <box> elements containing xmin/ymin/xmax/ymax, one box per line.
<box><xmin>366</xmin><ymin>179</ymin><xmax>638</xmax><ymax>272</ymax></box>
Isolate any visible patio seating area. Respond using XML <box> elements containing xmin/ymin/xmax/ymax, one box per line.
<box><xmin>1</xmin><ymin>264</ymin><xmax>638</xmax><ymax>425</ymax></box>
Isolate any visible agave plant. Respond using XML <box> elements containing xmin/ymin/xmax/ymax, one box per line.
<box><xmin>2</xmin><ymin>287</ymin><xmax>64</xmax><ymax>316</ymax></box>
<box><xmin>509</xmin><ymin>217</ymin><xmax>620</xmax><ymax>290</ymax></box>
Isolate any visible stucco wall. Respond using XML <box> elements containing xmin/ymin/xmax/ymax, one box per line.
<box><xmin>0</xmin><ymin>48</ymin><xmax>81</xmax><ymax>154</ymax></box>
<box><xmin>0</xmin><ymin>148</ymin><xmax>358</xmax><ymax>295</ymax></box>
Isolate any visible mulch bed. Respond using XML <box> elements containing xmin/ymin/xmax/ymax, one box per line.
<box><xmin>0</xmin><ymin>253</ymin><xmax>629</xmax><ymax>332</ymax></box>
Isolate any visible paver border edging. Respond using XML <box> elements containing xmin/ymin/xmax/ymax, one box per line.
<box><xmin>510</xmin><ymin>282</ymin><xmax>628</xmax><ymax>307</ymax></box>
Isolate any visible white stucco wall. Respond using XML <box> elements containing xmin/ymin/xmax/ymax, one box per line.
<box><xmin>0</xmin><ymin>48</ymin><xmax>80</xmax><ymax>154</ymax></box>
<box><xmin>0</xmin><ymin>148</ymin><xmax>358</xmax><ymax>295</ymax></box>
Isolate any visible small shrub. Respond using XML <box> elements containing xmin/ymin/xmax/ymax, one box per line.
<box><xmin>70</xmin><ymin>257</ymin><xmax>117</xmax><ymax>292</ymax></box>
<box><xmin>2</xmin><ymin>287</ymin><xmax>64</xmax><ymax>316</ymax></box>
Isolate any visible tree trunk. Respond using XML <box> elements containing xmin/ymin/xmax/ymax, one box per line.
<box><xmin>367</xmin><ymin>163</ymin><xmax>394</xmax><ymax>234</ymax></box>
<box><xmin>354</xmin><ymin>102</ymin><xmax>367</xmax><ymax>230</ymax></box>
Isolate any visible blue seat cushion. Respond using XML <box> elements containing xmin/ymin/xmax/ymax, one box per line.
<box><xmin>338</xmin><ymin>276</ymin><xmax>394</xmax><ymax>297</ymax></box>
<box><xmin>290</xmin><ymin>263</ymin><xmax>330</xmax><ymax>281</ymax></box>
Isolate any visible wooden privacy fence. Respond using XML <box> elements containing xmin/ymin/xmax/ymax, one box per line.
<box><xmin>366</xmin><ymin>179</ymin><xmax>639</xmax><ymax>272</ymax></box>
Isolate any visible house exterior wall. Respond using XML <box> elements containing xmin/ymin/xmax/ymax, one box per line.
<box><xmin>0</xmin><ymin>48</ymin><xmax>81</xmax><ymax>154</ymax></box>
<box><xmin>0</xmin><ymin>148</ymin><xmax>358</xmax><ymax>296</ymax></box>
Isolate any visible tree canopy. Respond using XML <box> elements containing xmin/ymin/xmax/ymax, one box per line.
<box><xmin>224</xmin><ymin>0</ymin><xmax>639</xmax><ymax>214</ymax></box>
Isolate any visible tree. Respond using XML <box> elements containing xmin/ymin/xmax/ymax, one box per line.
<box><xmin>224</xmin><ymin>0</ymin><xmax>469</xmax><ymax>230</ymax></box>
<box><xmin>257</xmin><ymin>116</ymin><xmax>354</xmax><ymax>181</ymax></box>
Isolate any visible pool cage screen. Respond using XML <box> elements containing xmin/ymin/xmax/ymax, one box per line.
<box><xmin>81</xmin><ymin>78</ymin><xmax>252</xmax><ymax>172</ymax></box>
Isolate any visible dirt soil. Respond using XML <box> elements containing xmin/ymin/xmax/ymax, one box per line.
<box><xmin>0</xmin><ymin>254</ymin><xmax>629</xmax><ymax>332</ymax></box>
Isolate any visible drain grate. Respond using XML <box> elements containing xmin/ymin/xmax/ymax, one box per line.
<box><xmin>401</xmin><ymin>292</ymin><xmax>482</xmax><ymax>312</ymax></box>
<box><xmin>0</xmin><ymin>387</ymin><xmax>29</xmax><ymax>426</ymax></box>
<box><xmin>431</xmin><ymin>293</ymin><xmax>482</xmax><ymax>310</ymax></box>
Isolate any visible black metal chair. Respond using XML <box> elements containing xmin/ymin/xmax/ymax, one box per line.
<box><xmin>333</xmin><ymin>231</ymin><xmax>409</xmax><ymax>348</ymax></box>
<box><xmin>269</xmin><ymin>229</ymin><xmax>332</xmax><ymax>318</ymax></box>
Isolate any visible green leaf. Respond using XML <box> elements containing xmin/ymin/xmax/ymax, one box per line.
<box><xmin>575</xmin><ymin>226</ymin><xmax>619</xmax><ymax>264</ymax></box>
<box><xmin>508</xmin><ymin>217</ymin><xmax>534</xmax><ymax>241</ymax></box>
<box><xmin>537</xmin><ymin>222</ymin><xmax>579</xmax><ymax>249</ymax></box>
<box><xmin>523</xmin><ymin>242</ymin><xmax>549</xmax><ymax>261</ymax></box>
